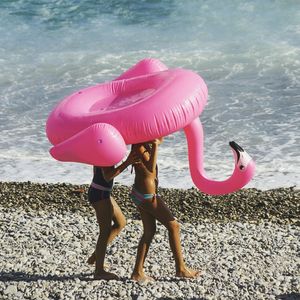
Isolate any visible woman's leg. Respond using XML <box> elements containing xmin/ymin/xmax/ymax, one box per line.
<box><xmin>109</xmin><ymin>197</ymin><xmax>127</xmax><ymax>242</ymax></box>
<box><xmin>88</xmin><ymin>197</ymin><xmax>126</xmax><ymax>265</ymax></box>
<box><xmin>131</xmin><ymin>207</ymin><xmax>156</xmax><ymax>282</ymax></box>
<box><xmin>92</xmin><ymin>199</ymin><xmax>119</xmax><ymax>280</ymax></box>
<box><xmin>140</xmin><ymin>196</ymin><xmax>200</xmax><ymax>278</ymax></box>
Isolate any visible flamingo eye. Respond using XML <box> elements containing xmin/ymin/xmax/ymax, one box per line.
<box><xmin>239</xmin><ymin>165</ymin><xmax>245</xmax><ymax>170</ymax></box>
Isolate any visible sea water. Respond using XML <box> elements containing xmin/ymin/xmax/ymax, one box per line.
<box><xmin>0</xmin><ymin>0</ymin><xmax>299</xmax><ymax>190</ymax></box>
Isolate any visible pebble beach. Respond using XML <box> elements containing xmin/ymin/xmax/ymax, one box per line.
<box><xmin>0</xmin><ymin>181</ymin><xmax>299</xmax><ymax>299</ymax></box>
<box><xmin>1</xmin><ymin>0</ymin><xmax>300</xmax><ymax>299</ymax></box>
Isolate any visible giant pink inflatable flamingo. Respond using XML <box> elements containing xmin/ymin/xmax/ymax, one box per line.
<box><xmin>46</xmin><ymin>58</ymin><xmax>255</xmax><ymax>195</ymax></box>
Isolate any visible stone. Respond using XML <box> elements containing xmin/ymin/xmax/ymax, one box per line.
<box><xmin>4</xmin><ymin>285</ymin><xmax>17</xmax><ymax>295</ymax></box>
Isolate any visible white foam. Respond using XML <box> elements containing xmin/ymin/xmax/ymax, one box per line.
<box><xmin>0</xmin><ymin>0</ymin><xmax>299</xmax><ymax>191</ymax></box>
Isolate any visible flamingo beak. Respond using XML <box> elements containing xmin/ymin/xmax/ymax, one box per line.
<box><xmin>229</xmin><ymin>141</ymin><xmax>253</xmax><ymax>171</ymax></box>
<box><xmin>229</xmin><ymin>141</ymin><xmax>243</xmax><ymax>161</ymax></box>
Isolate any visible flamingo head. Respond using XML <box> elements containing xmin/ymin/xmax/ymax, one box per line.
<box><xmin>229</xmin><ymin>141</ymin><xmax>255</xmax><ymax>186</ymax></box>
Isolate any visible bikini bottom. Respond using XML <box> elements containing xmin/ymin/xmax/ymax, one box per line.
<box><xmin>130</xmin><ymin>186</ymin><xmax>159</xmax><ymax>206</ymax></box>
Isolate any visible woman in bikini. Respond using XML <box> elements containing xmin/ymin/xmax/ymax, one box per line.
<box><xmin>87</xmin><ymin>151</ymin><xmax>139</xmax><ymax>280</ymax></box>
<box><xmin>130</xmin><ymin>138</ymin><xmax>200</xmax><ymax>281</ymax></box>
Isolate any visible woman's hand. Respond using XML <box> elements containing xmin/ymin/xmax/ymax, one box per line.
<box><xmin>126</xmin><ymin>150</ymin><xmax>141</xmax><ymax>165</ymax></box>
<box><xmin>151</xmin><ymin>137</ymin><xmax>163</xmax><ymax>145</ymax></box>
<box><xmin>102</xmin><ymin>150</ymin><xmax>141</xmax><ymax>181</ymax></box>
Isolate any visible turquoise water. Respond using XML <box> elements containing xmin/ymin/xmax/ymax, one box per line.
<box><xmin>0</xmin><ymin>0</ymin><xmax>299</xmax><ymax>189</ymax></box>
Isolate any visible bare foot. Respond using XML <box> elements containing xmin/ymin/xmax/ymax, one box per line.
<box><xmin>87</xmin><ymin>252</ymin><xmax>96</xmax><ymax>265</ymax></box>
<box><xmin>94</xmin><ymin>271</ymin><xmax>119</xmax><ymax>281</ymax></box>
<box><xmin>87</xmin><ymin>253</ymin><xmax>110</xmax><ymax>269</ymax></box>
<box><xmin>131</xmin><ymin>272</ymin><xmax>155</xmax><ymax>283</ymax></box>
<box><xmin>176</xmin><ymin>268</ymin><xmax>201</xmax><ymax>279</ymax></box>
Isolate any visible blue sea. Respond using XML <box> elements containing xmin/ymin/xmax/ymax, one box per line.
<box><xmin>0</xmin><ymin>0</ymin><xmax>299</xmax><ymax>190</ymax></box>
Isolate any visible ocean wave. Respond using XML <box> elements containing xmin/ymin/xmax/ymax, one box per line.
<box><xmin>0</xmin><ymin>0</ymin><xmax>299</xmax><ymax>190</ymax></box>
<box><xmin>1</xmin><ymin>0</ymin><xmax>175</xmax><ymax>29</ymax></box>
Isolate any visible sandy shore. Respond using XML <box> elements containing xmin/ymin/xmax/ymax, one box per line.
<box><xmin>0</xmin><ymin>181</ymin><xmax>299</xmax><ymax>299</ymax></box>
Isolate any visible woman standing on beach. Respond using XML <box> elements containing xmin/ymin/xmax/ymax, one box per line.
<box><xmin>130</xmin><ymin>138</ymin><xmax>200</xmax><ymax>282</ymax></box>
<box><xmin>87</xmin><ymin>151</ymin><xmax>139</xmax><ymax>280</ymax></box>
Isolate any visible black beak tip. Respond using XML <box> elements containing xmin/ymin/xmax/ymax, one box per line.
<box><xmin>229</xmin><ymin>141</ymin><xmax>244</xmax><ymax>152</ymax></box>
<box><xmin>229</xmin><ymin>141</ymin><xmax>235</xmax><ymax>148</ymax></box>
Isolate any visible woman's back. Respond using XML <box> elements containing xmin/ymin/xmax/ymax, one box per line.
<box><xmin>92</xmin><ymin>166</ymin><xmax>113</xmax><ymax>189</ymax></box>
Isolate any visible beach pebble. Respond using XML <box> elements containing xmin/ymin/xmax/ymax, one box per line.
<box><xmin>4</xmin><ymin>285</ymin><xmax>17</xmax><ymax>295</ymax></box>
<box><xmin>0</xmin><ymin>182</ymin><xmax>299</xmax><ymax>299</ymax></box>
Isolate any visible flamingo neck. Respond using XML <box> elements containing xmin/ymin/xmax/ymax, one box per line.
<box><xmin>184</xmin><ymin>118</ymin><xmax>240</xmax><ymax>195</ymax></box>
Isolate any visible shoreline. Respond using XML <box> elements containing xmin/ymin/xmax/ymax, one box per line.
<box><xmin>1</xmin><ymin>181</ymin><xmax>299</xmax><ymax>225</ymax></box>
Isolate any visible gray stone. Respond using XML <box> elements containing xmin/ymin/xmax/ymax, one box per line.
<box><xmin>4</xmin><ymin>285</ymin><xmax>17</xmax><ymax>295</ymax></box>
